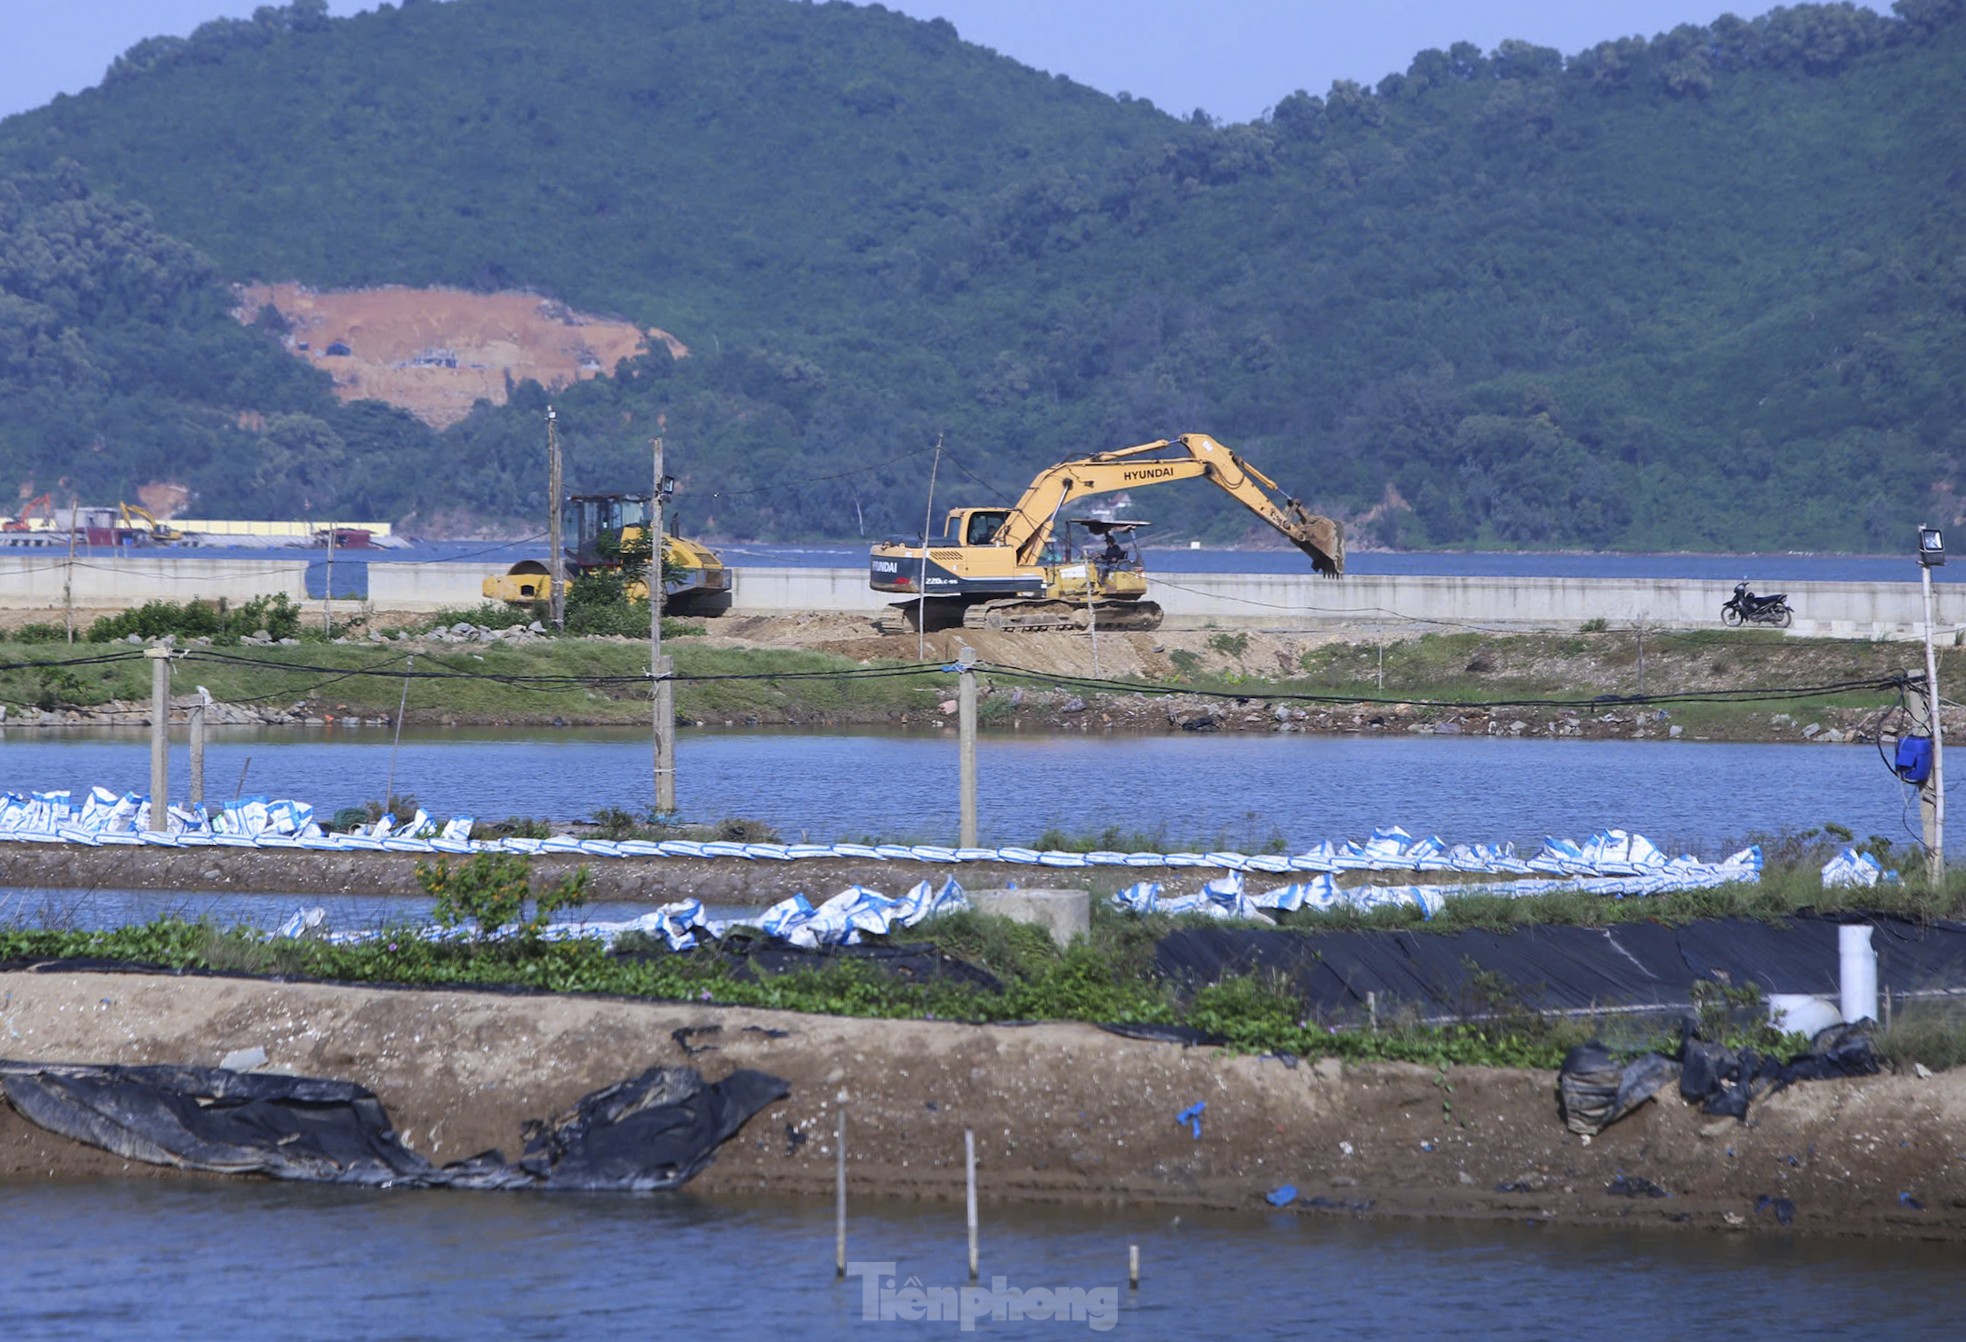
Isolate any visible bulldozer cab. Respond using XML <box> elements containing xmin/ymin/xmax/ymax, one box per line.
<box><xmin>566</xmin><ymin>493</ymin><xmax>654</xmax><ymax>565</ymax></box>
<box><xmin>1047</xmin><ymin>519</ymin><xmax>1149</xmax><ymax>600</ymax></box>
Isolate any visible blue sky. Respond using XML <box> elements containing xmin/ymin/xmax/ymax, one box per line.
<box><xmin>0</xmin><ymin>1</ymin><xmax>1882</xmax><ymax>125</ymax></box>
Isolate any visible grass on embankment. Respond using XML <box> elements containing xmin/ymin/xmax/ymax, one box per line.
<box><xmin>0</xmin><ymin>639</ymin><xmax>954</xmax><ymax>725</ymax></box>
<box><xmin>1215</xmin><ymin>628</ymin><xmax>1912</xmax><ymax>733</ymax></box>
<box><xmin>0</xmin><ymin>625</ymin><xmax>1920</xmax><ymax>731</ymax></box>
<box><xmin>7</xmin><ymin>853</ymin><xmax>1965</xmax><ymax>1072</ymax></box>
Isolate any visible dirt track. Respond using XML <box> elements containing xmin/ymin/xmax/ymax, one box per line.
<box><xmin>1</xmin><ymin>970</ymin><xmax>1959</xmax><ymax>1240</ymax></box>
<box><xmin>0</xmin><ymin>847</ymin><xmax>1153</xmax><ymax>902</ymax></box>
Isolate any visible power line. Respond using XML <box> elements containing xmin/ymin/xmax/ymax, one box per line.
<box><xmin>701</xmin><ymin>443</ymin><xmax>938</xmax><ymax>499</ymax></box>
<box><xmin>0</xmin><ymin>643</ymin><xmax>1915</xmax><ymax>713</ymax></box>
<box><xmin>974</xmin><ymin>661</ymin><xmax>1913</xmax><ymax>713</ymax></box>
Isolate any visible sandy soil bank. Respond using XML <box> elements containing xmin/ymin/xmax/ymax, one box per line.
<box><xmin>0</xmin><ymin>970</ymin><xmax>1958</xmax><ymax>1240</ymax></box>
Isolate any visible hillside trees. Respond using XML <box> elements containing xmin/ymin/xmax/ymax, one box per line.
<box><xmin>0</xmin><ymin>0</ymin><xmax>1960</xmax><ymax>547</ymax></box>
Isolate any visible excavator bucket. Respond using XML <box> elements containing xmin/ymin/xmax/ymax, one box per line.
<box><xmin>1281</xmin><ymin>502</ymin><xmax>1345</xmax><ymax>577</ymax></box>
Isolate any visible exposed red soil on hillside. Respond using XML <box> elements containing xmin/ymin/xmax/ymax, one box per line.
<box><xmin>236</xmin><ymin>283</ymin><xmax>687</xmax><ymax>428</ymax></box>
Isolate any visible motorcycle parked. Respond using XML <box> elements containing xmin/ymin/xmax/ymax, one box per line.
<box><xmin>1722</xmin><ymin>581</ymin><xmax>1793</xmax><ymax>628</ymax></box>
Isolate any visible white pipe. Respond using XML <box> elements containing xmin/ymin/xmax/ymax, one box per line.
<box><xmin>1839</xmin><ymin>924</ymin><xmax>1878</xmax><ymax>1024</ymax></box>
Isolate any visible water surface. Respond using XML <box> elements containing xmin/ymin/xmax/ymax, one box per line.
<box><xmin>1</xmin><ymin>1180</ymin><xmax>1955</xmax><ymax>1341</ymax></box>
<box><xmin>0</xmin><ymin>726</ymin><xmax>1925</xmax><ymax>855</ymax></box>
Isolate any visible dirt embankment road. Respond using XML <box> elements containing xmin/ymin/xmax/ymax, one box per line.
<box><xmin>0</xmin><ymin>846</ymin><xmax>1144</xmax><ymax>902</ymax></box>
<box><xmin>0</xmin><ymin>971</ymin><xmax>1958</xmax><ymax>1240</ymax></box>
<box><xmin>689</xmin><ymin>615</ymin><xmax>1912</xmax><ymax>744</ymax></box>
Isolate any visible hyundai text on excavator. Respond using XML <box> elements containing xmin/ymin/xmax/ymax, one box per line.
<box><xmin>483</xmin><ymin>492</ymin><xmax>730</xmax><ymax>615</ymax></box>
<box><xmin>868</xmin><ymin>433</ymin><xmax>1343</xmax><ymax>632</ymax></box>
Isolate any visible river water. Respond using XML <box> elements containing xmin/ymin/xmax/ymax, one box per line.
<box><xmin>2</xmin><ymin>1179</ymin><xmax>1957</xmax><ymax>1340</ymax></box>
<box><xmin>0</xmin><ymin>726</ymin><xmax>1924</xmax><ymax>856</ymax></box>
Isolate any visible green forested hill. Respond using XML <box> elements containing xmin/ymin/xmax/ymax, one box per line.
<box><xmin>1</xmin><ymin>0</ymin><xmax>1962</xmax><ymax>550</ymax></box>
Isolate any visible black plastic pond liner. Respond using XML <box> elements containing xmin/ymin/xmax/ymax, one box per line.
<box><xmin>1096</xmin><ymin>1022</ymin><xmax>1230</xmax><ymax>1047</ymax></box>
<box><xmin>660</xmin><ymin>936</ymin><xmax>1005</xmax><ymax>993</ymax></box>
<box><xmin>1156</xmin><ymin>915</ymin><xmax>1966</xmax><ymax>1016</ymax></box>
<box><xmin>517</xmin><ymin>1066</ymin><xmax>789</xmax><ymax>1192</ymax></box>
<box><xmin>0</xmin><ymin>1060</ymin><xmax>786</xmax><ymax>1192</ymax></box>
<box><xmin>1557</xmin><ymin>1043</ymin><xmax>1680</xmax><ymax>1136</ymax></box>
<box><xmin>1557</xmin><ymin>1021</ymin><xmax>1879</xmax><ymax>1135</ymax></box>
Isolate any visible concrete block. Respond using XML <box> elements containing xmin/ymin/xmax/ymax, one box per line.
<box><xmin>969</xmin><ymin>887</ymin><xmax>1090</xmax><ymax>948</ymax></box>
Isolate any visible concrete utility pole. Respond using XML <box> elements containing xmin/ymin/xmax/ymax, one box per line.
<box><xmin>322</xmin><ymin>521</ymin><xmax>336</xmax><ymax>636</ymax></box>
<box><xmin>63</xmin><ymin>496</ymin><xmax>77</xmax><ymax>645</ymax></box>
<box><xmin>957</xmin><ymin>646</ymin><xmax>978</xmax><ymax>848</ymax></box>
<box><xmin>146</xmin><ymin>648</ymin><xmax>171</xmax><ymax>831</ymax></box>
<box><xmin>652</xmin><ymin>437</ymin><xmax>675</xmax><ymax>814</ymax></box>
<box><xmin>1917</xmin><ymin>525</ymin><xmax>1946</xmax><ymax>882</ymax></box>
<box><xmin>547</xmin><ymin>406</ymin><xmax>566</xmax><ymax>630</ymax></box>
<box><xmin>189</xmin><ymin>684</ymin><xmax>211</xmax><ymax>807</ymax></box>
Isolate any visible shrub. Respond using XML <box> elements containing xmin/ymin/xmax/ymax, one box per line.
<box><xmin>12</xmin><ymin>622</ymin><xmax>66</xmax><ymax>643</ymax></box>
<box><xmin>84</xmin><ymin>593</ymin><xmax>304</xmax><ymax>644</ymax></box>
<box><xmin>416</xmin><ymin>852</ymin><xmax>588</xmax><ymax>946</ymax></box>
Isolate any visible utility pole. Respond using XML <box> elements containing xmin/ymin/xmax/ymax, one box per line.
<box><xmin>547</xmin><ymin>406</ymin><xmax>566</xmax><ymax>630</ymax></box>
<box><xmin>1917</xmin><ymin>525</ymin><xmax>1946</xmax><ymax>882</ymax></box>
<box><xmin>63</xmin><ymin>495</ymin><xmax>78</xmax><ymax>644</ymax></box>
<box><xmin>652</xmin><ymin>437</ymin><xmax>675</xmax><ymax>814</ymax></box>
<box><xmin>189</xmin><ymin>684</ymin><xmax>210</xmax><ymax>807</ymax></box>
<box><xmin>916</xmin><ymin>437</ymin><xmax>943</xmax><ymax>661</ymax></box>
<box><xmin>145</xmin><ymin>648</ymin><xmax>171</xmax><ymax>831</ymax></box>
<box><xmin>957</xmin><ymin>646</ymin><xmax>978</xmax><ymax>847</ymax></box>
<box><xmin>323</xmin><ymin>520</ymin><xmax>336</xmax><ymax>636</ymax></box>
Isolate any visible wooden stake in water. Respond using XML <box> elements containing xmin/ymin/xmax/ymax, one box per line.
<box><xmin>835</xmin><ymin>1107</ymin><xmax>847</xmax><ymax>1279</ymax></box>
<box><xmin>965</xmin><ymin>1127</ymin><xmax>979</xmax><ymax>1282</ymax></box>
<box><xmin>1128</xmin><ymin>1243</ymin><xmax>1139</xmax><ymax>1291</ymax></box>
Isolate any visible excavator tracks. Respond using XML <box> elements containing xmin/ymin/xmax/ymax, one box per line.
<box><xmin>961</xmin><ymin>599</ymin><xmax>1163</xmax><ymax>633</ymax></box>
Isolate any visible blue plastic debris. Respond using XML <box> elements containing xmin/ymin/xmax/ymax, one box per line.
<box><xmin>1175</xmin><ymin>1101</ymin><xmax>1205</xmax><ymax>1140</ymax></box>
<box><xmin>1265</xmin><ymin>1184</ymin><xmax>1298</xmax><ymax>1207</ymax></box>
<box><xmin>1900</xmin><ymin>1191</ymin><xmax>1926</xmax><ymax>1210</ymax></box>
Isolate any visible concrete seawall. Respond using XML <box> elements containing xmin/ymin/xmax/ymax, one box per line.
<box><xmin>5</xmin><ymin>555</ymin><xmax>1959</xmax><ymax>639</ymax></box>
<box><xmin>731</xmin><ymin>566</ymin><xmax>1963</xmax><ymax>640</ymax></box>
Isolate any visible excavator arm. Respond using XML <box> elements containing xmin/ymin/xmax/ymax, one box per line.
<box><xmin>993</xmin><ymin>434</ymin><xmax>1343</xmax><ymax>575</ymax></box>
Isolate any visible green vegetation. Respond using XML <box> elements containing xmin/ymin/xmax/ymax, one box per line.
<box><xmin>418</xmin><ymin>852</ymin><xmax>588</xmax><ymax>945</ymax></box>
<box><xmin>13</xmin><ymin>876</ymin><xmax>1964</xmax><ymax>1067</ymax></box>
<box><xmin>1288</xmin><ymin>629</ymin><xmax>1907</xmax><ymax>730</ymax></box>
<box><xmin>0</xmin><ymin>901</ymin><xmax>1587</xmax><ymax>1068</ymax></box>
<box><xmin>0</xmin><ymin>635</ymin><xmax>947</xmax><ymax>722</ymax></box>
<box><xmin>0</xmin><ymin>0</ymin><xmax>1959</xmax><ymax>549</ymax></box>
<box><xmin>0</xmin><ymin>624</ymin><xmax>1912</xmax><ymax>732</ymax></box>
<box><xmin>1033</xmin><ymin>815</ymin><xmax>1288</xmax><ymax>855</ymax></box>
<box><xmin>84</xmin><ymin>594</ymin><xmax>308</xmax><ymax>644</ymax></box>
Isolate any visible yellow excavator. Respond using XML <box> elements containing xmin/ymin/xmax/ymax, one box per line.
<box><xmin>117</xmin><ymin>502</ymin><xmax>184</xmax><ymax>543</ymax></box>
<box><xmin>869</xmin><ymin>433</ymin><xmax>1343</xmax><ymax>632</ymax></box>
<box><xmin>484</xmin><ymin>492</ymin><xmax>730</xmax><ymax>615</ymax></box>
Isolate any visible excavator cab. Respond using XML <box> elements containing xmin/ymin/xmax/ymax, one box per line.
<box><xmin>937</xmin><ymin>507</ymin><xmax>1010</xmax><ymax>547</ymax></box>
